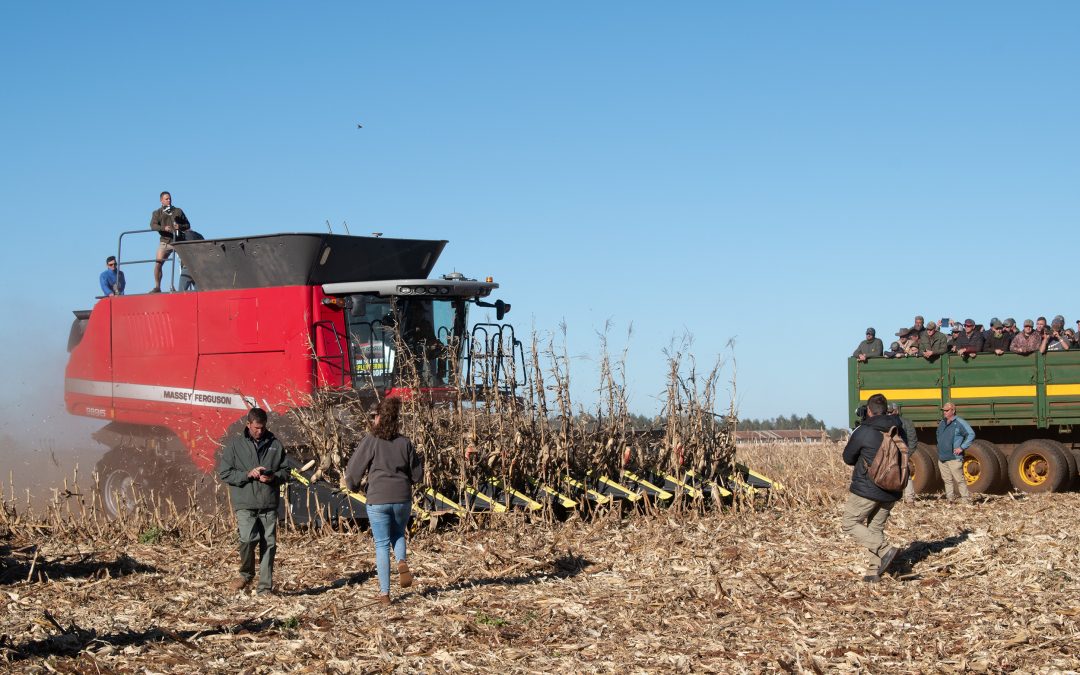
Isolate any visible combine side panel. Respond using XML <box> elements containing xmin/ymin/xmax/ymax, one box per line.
<box><xmin>65</xmin><ymin>301</ymin><xmax>114</xmax><ymax>420</ymax></box>
<box><xmin>110</xmin><ymin>293</ymin><xmax>198</xmax><ymax>435</ymax></box>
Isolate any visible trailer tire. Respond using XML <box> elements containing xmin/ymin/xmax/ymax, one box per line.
<box><xmin>909</xmin><ymin>447</ymin><xmax>943</xmax><ymax>494</ymax></box>
<box><xmin>1008</xmin><ymin>439</ymin><xmax>1071</xmax><ymax>494</ymax></box>
<box><xmin>963</xmin><ymin>440</ymin><xmax>1008</xmax><ymax>494</ymax></box>
<box><xmin>1067</xmin><ymin>447</ymin><xmax>1080</xmax><ymax>490</ymax></box>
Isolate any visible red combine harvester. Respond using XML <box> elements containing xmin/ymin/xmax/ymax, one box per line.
<box><xmin>65</xmin><ymin>232</ymin><xmax>522</xmax><ymax>520</ymax></box>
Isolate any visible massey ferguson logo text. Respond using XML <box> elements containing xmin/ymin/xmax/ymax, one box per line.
<box><xmin>163</xmin><ymin>390</ymin><xmax>235</xmax><ymax>406</ymax></box>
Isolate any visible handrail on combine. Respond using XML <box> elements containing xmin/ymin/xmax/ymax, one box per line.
<box><xmin>465</xmin><ymin>323</ymin><xmax>526</xmax><ymax>397</ymax></box>
<box><xmin>115</xmin><ymin>228</ymin><xmax>181</xmax><ymax>293</ymax></box>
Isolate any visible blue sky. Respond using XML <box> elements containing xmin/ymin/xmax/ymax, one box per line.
<box><xmin>2</xmin><ymin>2</ymin><xmax>1079</xmax><ymax>441</ymax></box>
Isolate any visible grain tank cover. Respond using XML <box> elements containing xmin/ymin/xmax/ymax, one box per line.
<box><xmin>171</xmin><ymin>233</ymin><xmax>447</xmax><ymax>290</ymax></box>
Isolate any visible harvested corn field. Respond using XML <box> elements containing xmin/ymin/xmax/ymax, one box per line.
<box><xmin>3</xmin><ymin>442</ymin><xmax>1079</xmax><ymax>673</ymax></box>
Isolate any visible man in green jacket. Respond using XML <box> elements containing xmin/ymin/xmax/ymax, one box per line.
<box><xmin>217</xmin><ymin>408</ymin><xmax>289</xmax><ymax>594</ymax></box>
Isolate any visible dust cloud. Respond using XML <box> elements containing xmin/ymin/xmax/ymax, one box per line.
<box><xmin>0</xmin><ymin>313</ymin><xmax>105</xmax><ymax>508</ymax></box>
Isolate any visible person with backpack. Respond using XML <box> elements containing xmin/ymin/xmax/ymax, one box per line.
<box><xmin>887</xmin><ymin>402</ymin><xmax>919</xmax><ymax>505</ymax></box>
<box><xmin>936</xmin><ymin>402</ymin><xmax>975</xmax><ymax>504</ymax></box>
<box><xmin>841</xmin><ymin>393</ymin><xmax>908</xmax><ymax>582</ymax></box>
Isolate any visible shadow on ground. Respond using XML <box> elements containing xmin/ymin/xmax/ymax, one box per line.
<box><xmin>418</xmin><ymin>552</ymin><xmax>592</xmax><ymax>598</ymax></box>
<box><xmin>0</xmin><ymin>614</ymin><xmax>278</xmax><ymax>662</ymax></box>
<box><xmin>893</xmin><ymin>529</ymin><xmax>971</xmax><ymax>579</ymax></box>
<box><xmin>0</xmin><ymin>546</ymin><xmax>157</xmax><ymax>585</ymax></box>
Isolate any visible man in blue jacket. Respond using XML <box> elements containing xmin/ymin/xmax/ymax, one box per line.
<box><xmin>937</xmin><ymin>402</ymin><xmax>975</xmax><ymax>503</ymax></box>
<box><xmin>98</xmin><ymin>256</ymin><xmax>125</xmax><ymax>296</ymax></box>
<box><xmin>842</xmin><ymin>393</ymin><xmax>906</xmax><ymax>582</ymax></box>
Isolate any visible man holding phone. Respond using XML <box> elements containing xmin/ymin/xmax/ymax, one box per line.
<box><xmin>217</xmin><ymin>408</ymin><xmax>289</xmax><ymax>594</ymax></box>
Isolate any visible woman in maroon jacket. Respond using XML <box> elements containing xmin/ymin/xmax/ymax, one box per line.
<box><xmin>346</xmin><ymin>397</ymin><xmax>424</xmax><ymax>605</ymax></box>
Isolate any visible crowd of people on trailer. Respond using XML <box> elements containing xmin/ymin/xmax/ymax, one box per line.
<box><xmin>854</xmin><ymin>314</ymin><xmax>1077</xmax><ymax>361</ymax></box>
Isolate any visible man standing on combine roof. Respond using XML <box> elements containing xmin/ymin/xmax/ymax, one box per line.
<box><xmin>853</xmin><ymin>327</ymin><xmax>883</xmax><ymax>362</ymax></box>
<box><xmin>841</xmin><ymin>393</ymin><xmax>905</xmax><ymax>582</ymax></box>
<box><xmin>218</xmin><ymin>408</ymin><xmax>290</xmax><ymax>595</ymax></box>
<box><xmin>149</xmin><ymin>191</ymin><xmax>191</xmax><ymax>293</ymax></box>
<box><xmin>937</xmin><ymin>402</ymin><xmax>975</xmax><ymax>504</ymax></box>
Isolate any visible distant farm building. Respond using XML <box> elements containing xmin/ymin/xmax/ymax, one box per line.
<box><xmin>735</xmin><ymin>429</ymin><xmax>833</xmax><ymax>444</ymax></box>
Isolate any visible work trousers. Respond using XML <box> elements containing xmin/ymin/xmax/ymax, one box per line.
<box><xmin>841</xmin><ymin>493</ymin><xmax>894</xmax><ymax>571</ymax></box>
<box><xmin>938</xmin><ymin>459</ymin><xmax>971</xmax><ymax>501</ymax></box>
<box><xmin>236</xmin><ymin>508</ymin><xmax>278</xmax><ymax>592</ymax></box>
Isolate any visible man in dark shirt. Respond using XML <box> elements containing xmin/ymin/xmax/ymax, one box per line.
<box><xmin>149</xmin><ymin>191</ymin><xmax>191</xmax><ymax>293</ymax></box>
<box><xmin>983</xmin><ymin>319</ymin><xmax>1012</xmax><ymax>355</ymax></box>
<box><xmin>841</xmin><ymin>393</ymin><xmax>905</xmax><ymax>581</ymax></box>
<box><xmin>853</xmin><ymin>328</ymin><xmax>883</xmax><ymax>362</ymax></box>
<box><xmin>954</xmin><ymin>319</ymin><xmax>985</xmax><ymax>357</ymax></box>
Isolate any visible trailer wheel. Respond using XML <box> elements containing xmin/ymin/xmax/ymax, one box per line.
<box><xmin>1066</xmin><ymin>447</ymin><xmax>1080</xmax><ymax>490</ymax></box>
<box><xmin>1008</xmin><ymin>440</ymin><xmax>1071</xmax><ymax>493</ymax></box>
<box><xmin>963</xmin><ymin>440</ymin><xmax>1008</xmax><ymax>494</ymax></box>
<box><xmin>909</xmin><ymin>447</ymin><xmax>943</xmax><ymax>494</ymax></box>
<box><xmin>1031</xmin><ymin>440</ymin><xmax>1079</xmax><ymax>490</ymax></box>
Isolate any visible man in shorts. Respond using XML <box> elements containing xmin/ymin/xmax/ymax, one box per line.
<box><xmin>149</xmin><ymin>191</ymin><xmax>191</xmax><ymax>293</ymax></box>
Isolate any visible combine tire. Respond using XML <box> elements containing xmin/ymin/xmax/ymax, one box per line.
<box><xmin>95</xmin><ymin>449</ymin><xmax>144</xmax><ymax>519</ymax></box>
<box><xmin>909</xmin><ymin>447</ymin><xmax>943</xmax><ymax>494</ymax></box>
<box><xmin>1008</xmin><ymin>439</ymin><xmax>1071</xmax><ymax>494</ymax></box>
<box><xmin>963</xmin><ymin>440</ymin><xmax>1008</xmax><ymax>494</ymax></box>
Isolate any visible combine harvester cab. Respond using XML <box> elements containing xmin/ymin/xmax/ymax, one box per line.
<box><xmin>849</xmin><ymin>352</ymin><xmax>1080</xmax><ymax>495</ymax></box>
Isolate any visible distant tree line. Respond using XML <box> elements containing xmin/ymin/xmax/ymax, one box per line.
<box><xmin>738</xmin><ymin>413</ymin><xmax>848</xmax><ymax>441</ymax></box>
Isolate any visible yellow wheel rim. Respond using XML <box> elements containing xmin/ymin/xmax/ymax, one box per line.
<box><xmin>1017</xmin><ymin>453</ymin><xmax>1048</xmax><ymax>487</ymax></box>
<box><xmin>962</xmin><ymin>457</ymin><xmax>980</xmax><ymax>485</ymax></box>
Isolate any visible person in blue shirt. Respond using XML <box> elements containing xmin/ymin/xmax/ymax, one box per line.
<box><xmin>98</xmin><ymin>256</ymin><xmax>125</xmax><ymax>297</ymax></box>
<box><xmin>936</xmin><ymin>402</ymin><xmax>976</xmax><ymax>503</ymax></box>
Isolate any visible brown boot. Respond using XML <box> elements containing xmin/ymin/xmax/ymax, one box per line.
<box><xmin>398</xmin><ymin>561</ymin><xmax>413</xmax><ymax>588</ymax></box>
<box><xmin>228</xmin><ymin>576</ymin><xmax>250</xmax><ymax>592</ymax></box>
<box><xmin>375</xmin><ymin>593</ymin><xmax>391</xmax><ymax>606</ymax></box>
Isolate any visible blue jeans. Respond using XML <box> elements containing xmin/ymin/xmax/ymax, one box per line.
<box><xmin>366</xmin><ymin>502</ymin><xmax>411</xmax><ymax>594</ymax></box>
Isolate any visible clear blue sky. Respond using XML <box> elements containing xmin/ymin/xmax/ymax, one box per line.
<box><xmin>2</xmin><ymin>2</ymin><xmax>1079</xmax><ymax>441</ymax></box>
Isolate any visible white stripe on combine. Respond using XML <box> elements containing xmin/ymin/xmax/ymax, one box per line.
<box><xmin>65</xmin><ymin>378</ymin><xmax>255</xmax><ymax>410</ymax></box>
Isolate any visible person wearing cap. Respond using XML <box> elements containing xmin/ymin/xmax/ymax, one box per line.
<box><xmin>1046</xmin><ymin>316</ymin><xmax>1071</xmax><ymax>352</ymax></box>
<box><xmin>841</xmin><ymin>393</ymin><xmax>905</xmax><ymax>581</ymax></box>
<box><xmin>953</xmin><ymin>319</ymin><xmax>984</xmax><ymax>357</ymax></box>
<box><xmin>98</xmin><ymin>255</ymin><xmax>126</xmax><ymax>297</ymax></box>
<box><xmin>946</xmin><ymin>323</ymin><xmax>962</xmax><ymax>352</ymax></box>
<box><xmin>983</xmin><ymin>319</ymin><xmax>1012</xmax><ymax>355</ymax></box>
<box><xmin>981</xmin><ymin>318</ymin><xmax>1000</xmax><ymax>343</ymax></box>
<box><xmin>1003</xmin><ymin>318</ymin><xmax>1018</xmax><ymax>339</ymax></box>
<box><xmin>1010</xmin><ymin>320</ymin><xmax>1043</xmax><ymax>355</ymax></box>
<box><xmin>936</xmin><ymin>402</ymin><xmax>975</xmax><ymax>504</ymax></box>
<box><xmin>853</xmin><ymin>328</ymin><xmax>884</xmax><ymax>362</ymax></box>
<box><xmin>887</xmin><ymin>402</ymin><xmax>919</xmax><ymax>505</ymax></box>
<box><xmin>918</xmin><ymin>321</ymin><xmax>947</xmax><ymax>360</ymax></box>
<box><xmin>885</xmin><ymin>328</ymin><xmax>916</xmax><ymax>358</ymax></box>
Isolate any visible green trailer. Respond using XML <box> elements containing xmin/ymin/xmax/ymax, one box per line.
<box><xmin>848</xmin><ymin>352</ymin><xmax>1080</xmax><ymax>494</ymax></box>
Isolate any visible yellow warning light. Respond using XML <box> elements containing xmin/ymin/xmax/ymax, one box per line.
<box><xmin>486</xmin><ymin>276</ymin><xmax>494</xmax><ymax>283</ymax></box>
